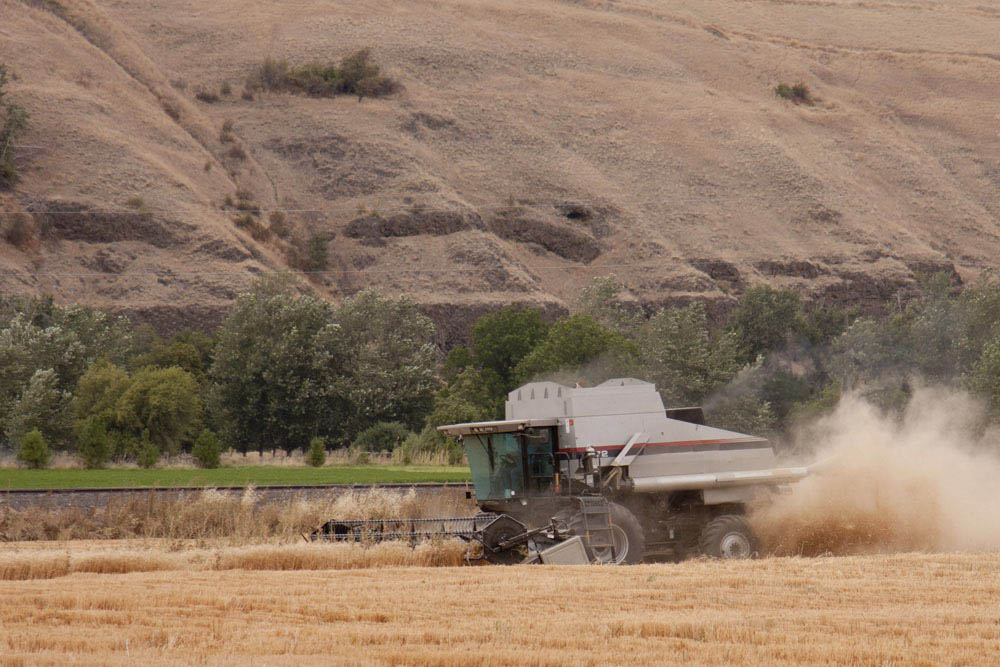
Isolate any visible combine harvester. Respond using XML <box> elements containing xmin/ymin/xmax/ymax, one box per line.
<box><xmin>314</xmin><ymin>378</ymin><xmax>821</xmax><ymax>564</ymax></box>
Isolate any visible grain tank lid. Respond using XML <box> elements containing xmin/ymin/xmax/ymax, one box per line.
<box><xmin>437</xmin><ymin>418</ymin><xmax>561</xmax><ymax>436</ymax></box>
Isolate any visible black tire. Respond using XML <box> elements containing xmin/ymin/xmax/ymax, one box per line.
<box><xmin>699</xmin><ymin>515</ymin><xmax>758</xmax><ymax>559</ymax></box>
<box><xmin>591</xmin><ymin>502</ymin><xmax>645</xmax><ymax>565</ymax></box>
<box><xmin>481</xmin><ymin>515</ymin><xmax>529</xmax><ymax>565</ymax></box>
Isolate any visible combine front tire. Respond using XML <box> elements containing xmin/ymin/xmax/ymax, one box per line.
<box><xmin>699</xmin><ymin>515</ymin><xmax>758</xmax><ymax>559</ymax></box>
<box><xmin>592</xmin><ymin>503</ymin><xmax>645</xmax><ymax>565</ymax></box>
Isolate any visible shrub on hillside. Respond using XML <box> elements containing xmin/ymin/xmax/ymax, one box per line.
<box><xmin>774</xmin><ymin>81</ymin><xmax>812</xmax><ymax>104</ymax></box>
<box><xmin>246</xmin><ymin>49</ymin><xmax>398</xmax><ymax>100</ymax></box>
<box><xmin>4</xmin><ymin>212</ymin><xmax>32</xmax><ymax>248</ymax></box>
<box><xmin>0</xmin><ymin>64</ymin><xmax>29</xmax><ymax>189</ymax></box>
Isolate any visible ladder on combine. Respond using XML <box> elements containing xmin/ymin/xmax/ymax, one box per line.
<box><xmin>577</xmin><ymin>496</ymin><xmax>617</xmax><ymax>562</ymax></box>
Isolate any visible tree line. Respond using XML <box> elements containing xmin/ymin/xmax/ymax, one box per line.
<box><xmin>5</xmin><ymin>270</ymin><xmax>1000</xmax><ymax>468</ymax></box>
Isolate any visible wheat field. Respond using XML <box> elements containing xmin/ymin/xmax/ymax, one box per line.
<box><xmin>1</xmin><ymin>542</ymin><xmax>998</xmax><ymax>665</ymax></box>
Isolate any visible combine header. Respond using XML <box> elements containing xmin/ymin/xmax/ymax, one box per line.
<box><xmin>314</xmin><ymin>378</ymin><xmax>819</xmax><ymax>564</ymax></box>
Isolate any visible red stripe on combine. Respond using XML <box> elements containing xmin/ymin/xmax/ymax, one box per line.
<box><xmin>559</xmin><ymin>438</ymin><xmax>766</xmax><ymax>454</ymax></box>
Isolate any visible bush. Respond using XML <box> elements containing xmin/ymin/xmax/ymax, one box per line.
<box><xmin>76</xmin><ymin>416</ymin><xmax>110</xmax><ymax>469</ymax></box>
<box><xmin>306</xmin><ymin>233</ymin><xmax>329</xmax><ymax>271</ymax></box>
<box><xmin>0</xmin><ymin>64</ymin><xmax>29</xmax><ymax>189</ymax></box>
<box><xmin>125</xmin><ymin>196</ymin><xmax>146</xmax><ymax>210</ymax></box>
<box><xmin>4</xmin><ymin>211</ymin><xmax>32</xmax><ymax>248</ymax></box>
<box><xmin>268</xmin><ymin>211</ymin><xmax>290</xmax><ymax>237</ymax></box>
<box><xmin>220</xmin><ymin>81</ymin><xmax>232</xmax><ymax>96</ymax></box>
<box><xmin>307</xmin><ymin>437</ymin><xmax>326</xmax><ymax>467</ymax></box>
<box><xmin>355</xmin><ymin>421</ymin><xmax>410</xmax><ymax>452</ymax></box>
<box><xmin>191</xmin><ymin>428</ymin><xmax>221</xmax><ymax>468</ymax></box>
<box><xmin>195</xmin><ymin>89</ymin><xmax>220</xmax><ymax>103</ymax></box>
<box><xmin>233</xmin><ymin>214</ymin><xmax>271</xmax><ymax>242</ymax></box>
<box><xmin>219</xmin><ymin>119</ymin><xmax>235</xmax><ymax>144</ymax></box>
<box><xmin>246</xmin><ymin>49</ymin><xmax>398</xmax><ymax>100</ymax></box>
<box><xmin>774</xmin><ymin>81</ymin><xmax>812</xmax><ymax>104</ymax></box>
<box><xmin>16</xmin><ymin>429</ymin><xmax>50</xmax><ymax>469</ymax></box>
<box><xmin>137</xmin><ymin>430</ymin><xmax>159</xmax><ymax>468</ymax></box>
<box><xmin>226</xmin><ymin>144</ymin><xmax>247</xmax><ymax>161</ymax></box>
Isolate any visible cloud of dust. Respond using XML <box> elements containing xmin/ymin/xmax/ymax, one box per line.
<box><xmin>750</xmin><ymin>386</ymin><xmax>1000</xmax><ymax>556</ymax></box>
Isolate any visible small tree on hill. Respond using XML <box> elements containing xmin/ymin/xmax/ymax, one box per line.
<box><xmin>16</xmin><ymin>428</ymin><xmax>49</xmax><ymax>469</ymax></box>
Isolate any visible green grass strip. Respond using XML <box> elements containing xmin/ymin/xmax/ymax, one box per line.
<box><xmin>0</xmin><ymin>465</ymin><xmax>471</xmax><ymax>490</ymax></box>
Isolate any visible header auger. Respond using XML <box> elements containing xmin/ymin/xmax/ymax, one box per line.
<box><xmin>313</xmin><ymin>378</ymin><xmax>821</xmax><ymax>564</ymax></box>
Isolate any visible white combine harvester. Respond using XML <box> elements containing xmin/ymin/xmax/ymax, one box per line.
<box><xmin>316</xmin><ymin>378</ymin><xmax>818</xmax><ymax>564</ymax></box>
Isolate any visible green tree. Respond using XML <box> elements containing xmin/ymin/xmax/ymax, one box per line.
<box><xmin>333</xmin><ymin>289</ymin><xmax>438</xmax><ymax>437</ymax></box>
<box><xmin>470</xmin><ymin>305</ymin><xmax>547</xmax><ymax>391</ymax></box>
<box><xmin>76</xmin><ymin>416</ymin><xmax>110</xmax><ymax>469</ymax></box>
<box><xmin>514</xmin><ymin>314</ymin><xmax>633</xmax><ymax>384</ymax></box>
<box><xmin>5</xmin><ymin>368</ymin><xmax>72</xmax><ymax>449</ymax></box>
<box><xmin>16</xmin><ymin>428</ymin><xmax>49</xmax><ymax>469</ymax></box>
<box><xmin>117</xmin><ymin>366</ymin><xmax>201</xmax><ymax>455</ymax></box>
<box><xmin>209</xmin><ymin>275</ymin><xmax>348</xmax><ymax>453</ymax></box>
<box><xmin>355</xmin><ymin>421</ymin><xmax>410</xmax><ymax>452</ymax></box>
<box><xmin>136</xmin><ymin>429</ymin><xmax>159</xmax><ymax>468</ymax></box>
<box><xmin>191</xmin><ymin>428</ymin><xmax>221</xmax><ymax>468</ymax></box>
<box><xmin>728</xmin><ymin>285</ymin><xmax>803</xmax><ymax>362</ymax></box>
<box><xmin>634</xmin><ymin>303</ymin><xmax>742</xmax><ymax>405</ymax></box>
<box><xmin>73</xmin><ymin>360</ymin><xmax>130</xmax><ymax>424</ymax></box>
<box><xmin>576</xmin><ymin>276</ymin><xmax>639</xmax><ymax>333</ymax></box>
<box><xmin>307</xmin><ymin>436</ymin><xmax>326</xmax><ymax>467</ymax></box>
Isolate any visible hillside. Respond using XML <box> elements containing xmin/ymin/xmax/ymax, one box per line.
<box><xmin>2</xmin><ymin>0</ymin><xmax>999</xmax><ymax>342</ymax></box>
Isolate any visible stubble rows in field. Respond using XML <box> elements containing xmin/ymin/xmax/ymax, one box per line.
<box><xmin>1</xmin><ymin>544</ymin><xmax>998</xmax><ymax>665</ymax></box>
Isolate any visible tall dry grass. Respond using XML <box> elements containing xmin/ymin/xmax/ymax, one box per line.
<box><xmin>0</xmin><ymin>487</ymin><xmax>475</xmax><ymax>542</ymax></box>
<box><xmin>0</xmin><ymin>540</ymin><xmax>469</xmax><ymax>581</ymax></box>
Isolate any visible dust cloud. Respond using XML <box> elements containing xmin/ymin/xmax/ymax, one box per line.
<box><xmin>750</xmin><ymin>386</ymin><xmax>1000</xmax><ymax>556</ymax></box>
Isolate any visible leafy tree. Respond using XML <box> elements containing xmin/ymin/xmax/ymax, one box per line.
<box><xmin>73</xmin><ymin>360</ymin><xmax>130</xmax><ymax>424</ymax></box>
<box><xmin>16</xmin><ymin>428</ymin><xmax>49</xmax><ymax>469</ymax></box>
<box><xmin>514</xmin><ymin>313</ymin><xmax>633</xmax><ymax>384</ymax></box>
<box><xmin>191</xmin><ymin>428</ymin><xmax>221</xmax><ymax>468</ymax></box>
<box><xmin>470</xmin><ymin>305</ymin><xmax>547</xmax><ymax>391</ymax></box>
<box><xmin>117</xmin><ymin>366</ymin><xmax>201</xmax><ymax>455</ymax></box>
<box><xmin>634</xmin><ymin>303</ymin><xmax>741</xmax><ymax>405</ymax></box>
<box><xmin>209</xmin><ymin>275</ymin><xmax>348</xmax><ymax>453</ymax></box>
<box><xmin>333</xmin><ymin>289</ymin><xmax>438</xmax><ymax>437</ymax></box>
<box><xmin>5</xmin><ymin>368</ymin><xmax>72</xmax><ymax>449</ymax></box>
<box><xmin>76</xmin><ymin>416</ymin><xmax>110</xmax><ymax>469</ymax></box>
<box><xmin>728</xmin><ymin>285</ymin><xmax>803</xmax><ymax>362</ymax></box>
<box><xmin>355</xmin><ymin>421</ymin><xmax>410</xmax><ymax>452</ymax></box>
<box><xmin>576</xmin><ymin>276</ymin><xmax>639</xmax><ymax>333</ymax></box>
<box><xmin>307</xmin><ymin>437</ymin><xmax>326</xmax><ymax>467</ymax></box>
<box><xmin>131</xmin><ymin>328</ymin><xmax>214</xmax><ymax>380</ymax></box>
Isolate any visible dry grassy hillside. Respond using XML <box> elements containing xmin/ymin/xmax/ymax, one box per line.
<box><xmin>1</xmin><ymin>544</ymin><xmax>998</xmax><ymax>664</ymax></box>
<box><xmin>2</xmin><ymin>0</ymin><xmax>999</xmax><ymax>338</ymax></box>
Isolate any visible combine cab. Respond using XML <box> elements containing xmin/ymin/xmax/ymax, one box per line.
<box><xmin>315</xmin><ymin>378</ymin><xmax>818</xmax><ymax>564</ymax></box>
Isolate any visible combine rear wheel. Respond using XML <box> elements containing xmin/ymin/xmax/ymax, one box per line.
<box><xmin>590</xmin><ymin>503</ymin><xmax>645</xmax><ymax>565</ymax></box>
<box><xmin>699</xmin><ymin>515</ymin><xmax>758</xmax><ymax>559</ymax></box>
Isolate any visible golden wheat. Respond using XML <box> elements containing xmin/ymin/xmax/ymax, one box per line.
<box><xmin>0</xmin><ymin>546</ymin><xmax>997</xmax><ymax>665</ymax></box>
